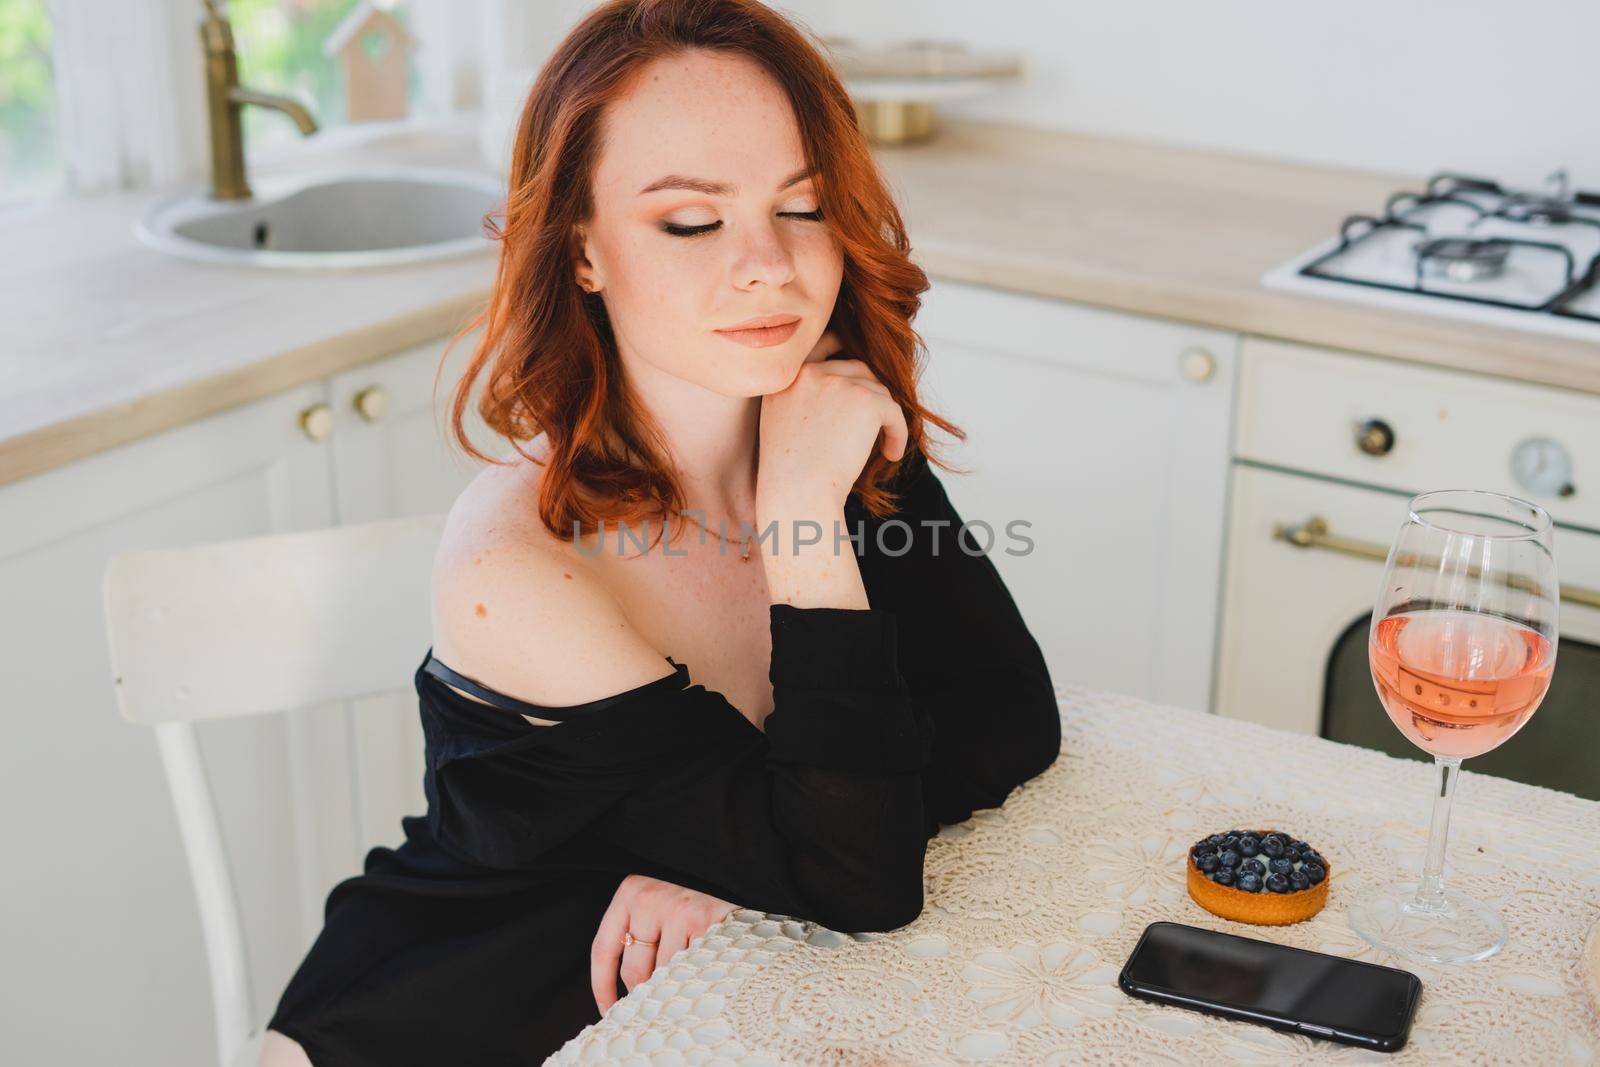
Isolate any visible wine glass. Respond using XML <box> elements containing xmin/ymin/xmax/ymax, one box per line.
<box><xmin>1349</xmin><ymin>489</ymin><xmax>1558</xmax><ymax>964</ymax></box>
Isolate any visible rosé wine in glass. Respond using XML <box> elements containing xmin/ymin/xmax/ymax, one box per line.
<box><xmin>1369</xmin><ymin>611</ymin><xmax>1555</xmax><ymax>760</ymax></box>
<box><xmin>1349</xmin><ymin>489</ymin><xmax>1558</xmax><ymax>966</ymax></box>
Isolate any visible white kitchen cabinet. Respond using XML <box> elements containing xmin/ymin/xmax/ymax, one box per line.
<box><xmin>913</xmin><ymin>278</ymin><xmax>1238</xmax><ymax>710</ymax></box>
<box><xmin>325</xmin><ymin>330</ymin><xmax>498</xmax><ymax>860</ymax></box>
<box><xmin>327</xmin><ymin>328</ymin><xmax>496</xmax><ymax>527</ymax></box>
<box><xmin>0</xmin><ymin>334</ymin><xmax>499</xmax><ymax>1067</ymax></box>
<box><xmin>0</xmin><ymin>383</ymin><xmax>344</xmax><ymax>1067</ymax></box>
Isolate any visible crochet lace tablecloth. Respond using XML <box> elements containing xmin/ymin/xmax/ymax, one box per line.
<box><xmin>551</xmin><ymin>686</ymin><xmax>1600</xmax><ymax>1066</ymax></box>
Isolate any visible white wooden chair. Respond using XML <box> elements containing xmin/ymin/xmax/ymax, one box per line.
<box><xmin>101</xmin><ymin>513</ymin><xmax>447</xmax><ymax>1067</ymax></box>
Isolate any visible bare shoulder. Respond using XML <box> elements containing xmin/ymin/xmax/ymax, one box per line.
<box><xmin>256</xmin><ymin>1030</ymin><xmax>313</xmax><ymax>1067</ymax></box>
<box><xmin>429</xmin><ymin>443</ymin><xmax>673</xmax><ymax>718</ymax></box>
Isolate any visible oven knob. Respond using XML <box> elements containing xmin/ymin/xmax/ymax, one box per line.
<box><xmin>1356</xmin><ymin>418</ymin><xmax>1395</xmax><ymax>456</ymax></box>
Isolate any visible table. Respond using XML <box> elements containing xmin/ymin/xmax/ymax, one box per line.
<box><xmin>551</xmin><ymin>685</ymin><xmax>1600</xmax><ymax>1065</ymax></box>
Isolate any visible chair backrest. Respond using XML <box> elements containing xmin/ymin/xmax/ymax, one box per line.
<box><xmin>102</xmin><ymin>512</ymin><xmax>447</xmax><ymax>1067</ymax></box>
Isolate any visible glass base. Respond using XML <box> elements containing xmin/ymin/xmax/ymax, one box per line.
<box><xmin>1348</xmin><ymin>882</ymin><xmax>1506</xmax><ymax>964</ymax></box>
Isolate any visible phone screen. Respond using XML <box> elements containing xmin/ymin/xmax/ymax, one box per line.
<box><xmin>1119</xmin><ymin>922</ymin><xmax>1422</xmax><ymax>1051</ymax></box>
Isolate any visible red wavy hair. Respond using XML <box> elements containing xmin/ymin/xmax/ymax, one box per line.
<box><xmin>436</xmin><ymin>0</ymin><xmax>964</xmax><ymax>543</ymax></box>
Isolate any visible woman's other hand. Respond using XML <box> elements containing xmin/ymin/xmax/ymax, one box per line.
<box><xmin>590</xmin><ymin>874</ymin><xmax>737</xmax><ymax>1014</ymax></box>
<box><xmin>757</xmin><ymin>329</ymin><xmax>908</xmax><ymax>514</ymax></box>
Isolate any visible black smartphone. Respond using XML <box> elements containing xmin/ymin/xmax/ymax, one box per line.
<box><xmin>1119</xmin><ymin>921</ymin><xmax>1422</xmax><ymax>1053</ymax></box>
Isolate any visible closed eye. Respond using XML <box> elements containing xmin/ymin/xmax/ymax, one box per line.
<box><xmin>661</xmin><ymin>209</ymin><xmax>826</xmax><ymax>238</ymax></box>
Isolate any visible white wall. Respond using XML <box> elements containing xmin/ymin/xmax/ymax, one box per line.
<box><xmin>776</xmin><ymin>0</ymin><xmax>1600</xmax><ymax>188</ymax></box>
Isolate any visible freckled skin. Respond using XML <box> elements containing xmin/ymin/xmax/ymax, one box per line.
<box><xmin>437</xmin><ymin>51</ymin><xmax>842</xmax><ymax>728</ymax></box>
<box><xmin>474</xmin><ymin>603</ymin><xmax>487</xmax><ymax>618</ymax></box>
<box><xmin>573</xmin><ymin>50</ymin><xmax>844</xmax><ymax>401</ymax></box>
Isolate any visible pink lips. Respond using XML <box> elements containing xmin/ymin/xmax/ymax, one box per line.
<box><xmin>715</xmin><ymin>314</ymin><xmax>801</xmax><ymax>348</ymax></box>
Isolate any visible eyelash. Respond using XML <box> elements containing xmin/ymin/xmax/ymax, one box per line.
<box><xmin>661</xmin><ymin>209</ymin><xmax>825</xmax><ymax>238</ymax></box>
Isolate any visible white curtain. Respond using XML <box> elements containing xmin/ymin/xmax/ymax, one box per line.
<box><xmin>45</xmin><ymin>0</ymin><xmax>488</xmax><ymax>196</ymax></box>
<box><xmin>48</xmin><ymin>0</ymin><xmax>209</xmax><ymax>194</ymax></box>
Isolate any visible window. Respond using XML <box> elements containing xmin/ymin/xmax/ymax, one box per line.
<box><xmin>0</xmin><ymin>0</ymin><xmax>62</xmax><ymax>203</ymax></box>
<box><xmin>226</xmin><ymin>0</ymin><xmax>423</xmax><ymax>157</ymax></box>
<box><xmin>2</xmin><ymin>0</ymin><xmax>473</xmax><ymax>202</ymax></box>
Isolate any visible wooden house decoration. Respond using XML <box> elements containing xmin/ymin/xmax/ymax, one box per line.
<box><xmin>322</xmin><ymin>2</ymin><xmax>416</xmax><ymax>122</ymax></box>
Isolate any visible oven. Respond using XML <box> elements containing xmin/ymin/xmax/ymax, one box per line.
<box><xmin>1214</xmin><ymin>337</ymin><xmax>1600</xmax><ymax>801</ymax></box>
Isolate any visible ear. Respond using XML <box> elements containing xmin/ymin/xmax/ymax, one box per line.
<box><xmin>572</xmin><ymin>222</ymin><xmax>603</xmax><ymax>293</ymax></box>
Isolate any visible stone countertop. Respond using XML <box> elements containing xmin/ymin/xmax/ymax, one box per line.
<box><xmin>5</xmin><ymin>116</ymin><xmax>1597</xmax><ymax>490</ymax></box>
<box><xmin>873</xmin><ymin>119</ymin><xmax>1598</xmax><ymax>392</ymax></box>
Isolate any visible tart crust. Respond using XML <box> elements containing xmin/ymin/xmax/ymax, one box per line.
<box><xmin>1186</xmin><ymin>829</ymin><xmax>1330</xmax><ymax>926</ymax></box>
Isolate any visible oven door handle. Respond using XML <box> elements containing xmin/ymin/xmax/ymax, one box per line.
<box><xmin>1272</xmin><ymin>515</ymin><xmax>1600</xmax><ymax>611</ymax></box>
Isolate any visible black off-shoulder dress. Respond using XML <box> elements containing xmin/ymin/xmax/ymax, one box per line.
<box><xmin>265</xmin><ymin>452</ymin><xmax>1061</xmax><ymax>1065</ymax></box>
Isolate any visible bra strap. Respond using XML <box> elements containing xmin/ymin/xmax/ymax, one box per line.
<box><xmin>422</xmin><ymin>650</ymin><xmax>689</xmax><ymax>721</ymax></box>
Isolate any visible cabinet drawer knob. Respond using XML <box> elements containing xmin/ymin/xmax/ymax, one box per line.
<box><xmin>1179</xmin><ymin>347</ymin><xmax>1216</xmax><ymax>382</ymax></box>
<box><xmin>353</xmin><ymin>385</ymin><xmax>390</xmax><ymax>422</ymax></box>
<box><xmin>298</xmin><ymin>402</ymin><xmax>334</xmax><ymax>441</ymax></box>
<box><xmin>1356</xmin><ymin>417</ymin><xmax>1395</xmax><ymax>456</ymax></box>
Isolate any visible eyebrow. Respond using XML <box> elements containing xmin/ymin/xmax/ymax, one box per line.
<box><xmin>637</xmin><ymin>165</ymin><xmax>814</xmax><ymax>197</ymax></box>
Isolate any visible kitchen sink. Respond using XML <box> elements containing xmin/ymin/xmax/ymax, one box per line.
<box><xmin>135</xmin><ymin>165</ymin><xmax>505</xmax><ymax>269</ymax></box>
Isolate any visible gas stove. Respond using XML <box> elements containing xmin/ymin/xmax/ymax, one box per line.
<box><xmin>1262</xmin><ymin>170</ymin><xmax>1600</xmax><ymax>343</ymax></box>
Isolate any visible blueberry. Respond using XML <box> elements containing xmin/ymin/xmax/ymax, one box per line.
<box><xmin>1285</xmin><ymin>846</ymin><xmax>1303</xmax><ymax>863</ymax></box>
<box><xmin>1262</xmin><ymin>837</ymin><xmax>1285</xmax><ymax>859</ymax></box>
<box><xmin>1301</xmin><ymin>850</ymin><xmax>1325</xmax><ymax>869</ymax></box>
<box><xmin>1238</xmin><ymin>858</ymin><xmax>1265</xmax><ymax>878</ymax></box>
<box><xmin>1291</xmin><ymin>840</ymin><xmax>1311</xmax><ymax>853</ymax></box>
<box><xmin>1197</xmin><ymin>853</ymin><xmax>1221</xmax><ymax>873</ymax></box>
<box><xmin>1213</xmin><ymin>867</ymin><xmax>1236</xmax><ymax>886</ymax></box>
<box><xmin>1290</xmin><ymin>869</ymin><xmax>1310</xmax><ymax>890</ymax></box>
<box><xmin>1238</xmin><ymin>835</ymin><xmax>1260</xmax><ymax>857</ymax></box>
<box><xmin>1270</xmin><ymin>857</ymin><xmax>1293</xmax><ymax>875</ymax></box>
<box><xmin>1266</xmin><ymin>872</ymin><xmax>1290</xmax><ymax>893</ymax></box>
<box><xmin>1218</xmin><ymin>849</ymin><xmax>1240</xmax><ymax>869</ymax></box>
<box><xmin>1237</xmin><ymin>873</ymin><xmax>1263</xmax><ymax>893</ymax></box>
<box><xmin>1303</xmin><ymin>862</ymin><xmax>1325</xmax><ymax>884</ymax></box>
<box><xmin>1222</xmin><ymin>834</ymin><xmax>1240</xmax><ymax>850</ymax></box>
<box><xmin>1206</xmin><ymin>834</ymin><xmax>1226</xmax><ymax>847</ymax></box>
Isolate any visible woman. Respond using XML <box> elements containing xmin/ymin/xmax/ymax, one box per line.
<box><xmin>260</xmin><ymin>1</ymin><xmax>1060</xmax><ymax>1063</ymax></box>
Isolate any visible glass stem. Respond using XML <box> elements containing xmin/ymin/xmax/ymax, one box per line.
<box><xmin>1414</xmin><ymin>755</ymin><xmax>1462</xmax><ymax>909</ymax></box>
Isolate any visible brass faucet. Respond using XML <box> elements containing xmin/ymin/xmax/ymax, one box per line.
<box><xmin>199</xmin><ymin>0</ymin><xmax>320</xmax><ymax>200</ymax></box>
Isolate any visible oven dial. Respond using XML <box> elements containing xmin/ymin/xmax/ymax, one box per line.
<box><xmin>1511</xmin><ymin>437</ymin><xmax>1575</xmax><ymax>499</ymax></box>
<box><xmin>1355</xmin><ymin>418</ymin><xmax>1395</xmax><ymax>456</ymax></box>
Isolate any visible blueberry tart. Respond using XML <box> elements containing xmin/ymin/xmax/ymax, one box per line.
<box><xmin>1187</xmin><ymin>829</ymin><xmax>1330</xmax><ymax>925</ymax></box>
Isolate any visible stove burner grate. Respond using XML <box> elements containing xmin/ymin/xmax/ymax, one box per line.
<box><xmin>1295</xmin><ymin>172</ymin><xmax>1600</xmax><ymax>316</ymax></box>
<box><xmin>1501</xmin><ymin>194</ymin><xmax>1576</xmax><ymax>226</ymax></box>
<box><xmin>1416</xmin><ymin>237</ymin><xmax>1511</xmax><ymax>282</ymax></box>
